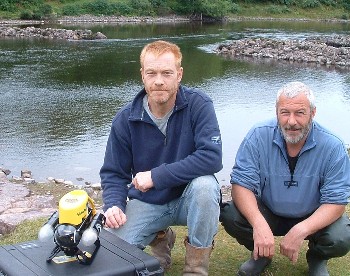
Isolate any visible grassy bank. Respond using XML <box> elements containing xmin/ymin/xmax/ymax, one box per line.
<box><xmin>1</xmin><ymin>180</ymin><xmax>350</xmax><ymax>275</ymax></box>
<box><xmin>0</xmin><ymin>1</ymin><xmax>349</xmax><ymax>22</ymax></box>
<box><xmin>1</xmin><ymin>217</ymin><xmax>350</xmax><ymax>275</ymax></box>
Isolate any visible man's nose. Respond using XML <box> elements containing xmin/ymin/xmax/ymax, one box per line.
<box><xmin>154</xmin><ymin>74</ymin><xmax>164</xmax><ymax>85</ymax></box>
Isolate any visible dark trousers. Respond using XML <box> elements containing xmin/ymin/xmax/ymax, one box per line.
<box><xmin>220</xmin><ymin>200</ymin><xmax>350</xmax><ymax>260</ymax></box>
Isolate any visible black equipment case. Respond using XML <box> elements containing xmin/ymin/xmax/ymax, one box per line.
<box><xmin>0</xmin><ymin>229</ymin><xmax>163</xmax><ymax>276</ymax></box>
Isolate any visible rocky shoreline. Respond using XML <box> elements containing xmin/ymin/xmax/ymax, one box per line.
<box><xmin>0</xmin><ymin>168</ymin><xmax>103</xmax><ymax>236</ymax></box>
<box><xmin>216</xmin><ymin>35</ymin><xmax>350</xmax><ymax>68</ymax></box>
<box><xmin>0</xmin><ymin>167</ymin><xmax>232</xmax><ymax>236</ymax></box>
<box><xmin>0</xmin><ymin>26</ymin><xmax>107</xmax><ymax>40</ymax></box>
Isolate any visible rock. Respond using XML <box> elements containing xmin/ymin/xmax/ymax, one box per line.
<box><xmin>0</xmin><ymin>167</ymin><xmax>11</xmax><ymax>176</ymax></box>
<box><xmin>216</xmin><ymin>35</ymin><xmax>350</xmax><ymax>68</ymax></box>
<box><xmin>21</xmin><ymin>169</ymin><xmax>32</xmax><ymax>178</ymax></box>
<box><xmin>0</xmin><ymin>171</ymin><xmax>7</xmax><ymax>182</ymax></box>
<box><xmin>54</xmin><ymin>178</ymin><xmax>65</xmax><ymax>184</ymax></box>
<box><xmin>0</xmin><ymin>181</ymin><xmax>56</xmax><ymax>235</ymax></box>
<box><xmin>221</xmin><ymin>185</ymin><xmax>232</xmax><ymax>203</ymax></box>
<box><xmin>63</xmin><ymin>180</ymin><xmax>74</xmax><ymax>186</ymax></box>
<box><xmin>0</xmin><ymin>26</ymin><xmax>107</xmax><ymax>40</ymax></box>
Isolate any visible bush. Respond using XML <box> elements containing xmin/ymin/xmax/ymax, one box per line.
<box><xmin>32</xmin><ymin>3</ymin><xmax>53</xmax><ymax>19</ymax></box>
<box><xmin>300</xmin><ymin>0</ymin><xmax>320</xmax><ymax>8</ymax></box>
<box><xmin>112</xmin><ymin>2</ymin><xmax>134</xmax><ymax>15</ymax></box>
<box><xmin>319</xmin><ymin>0</ymin><xmax>337</xmax><ymax>6</ymax></box>
<box><xmin>20</xmin><ymin>10</ymin><xmax>33</xmax><ymax>19</ymax></box>
<box><xmin>0</xmin><ymin>0</ymin><xmax>17</xmax><ymax>12</ymax></box>
<box><xmin>230</xmin><ymin>3</ymin><xmax>241</xmax><ymax>14</ymax></box>
<box><xmin>130</xmin><ymin>0</ymin><xmax>154</xmax><ymax>16</ymax></box>
<box><xmin>343</xmin><ymin>2</ymin><xmax>350</xmax><ymax>11</ymax></box>
<box><xmin>62</xmin><ymin>4</ymin><xmax>83</xmax><ymax>16</ymax></box>
<box><xmin>82</xmin><ymin>0</ymin><xmax>120</xmax><ymax>15</ymax></box>
<box><xmin>266</xmin><ymin>4</ymin><xmax>291</xmax><ymax>14</ymax></box>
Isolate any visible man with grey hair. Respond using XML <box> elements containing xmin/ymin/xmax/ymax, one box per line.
<box><xmin>220</xmin><ymin>81</ymin><xmax>350</xmax><ymax>275</ymax></box>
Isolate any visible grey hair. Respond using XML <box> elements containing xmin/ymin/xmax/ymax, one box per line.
<box><xmin>276</xmin><ymin>81</ymin><xmax>316</xmax><ymax>110</ymax></box>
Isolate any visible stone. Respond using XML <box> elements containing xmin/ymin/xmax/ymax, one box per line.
<box><xmin>21</xmin><ymin>169</ymin><xmax>32</xmax><ymax>178</ymax></box>
<box><xmin>0</xmin><ymin>181</ymin><xmax>56</xmax><ymax>235</ymax></box>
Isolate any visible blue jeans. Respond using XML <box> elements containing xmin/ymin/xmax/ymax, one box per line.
<box><xmin>106</xmin><ymin>175</ymin><xmax>220</xmax><ymax>248</ymax></box>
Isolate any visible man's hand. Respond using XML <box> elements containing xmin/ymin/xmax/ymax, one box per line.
<box><xmin>253</xmin><ymin>220</ymin><xmax>275</xmax><ymax>260</ymax></box>
<box><xmin>133</xmin><ymin>171</ymin><xmax>154</xmax><ymax>192</ymax></box>
<box><xmin>104</xmin><ymin>206</ymin><xmax>127</xmax><ymax>228</ymax></box>
<box><xmin>280</xmin><ymin>224</ymin><xmax>306</xmax><ymax>264</ymax></box>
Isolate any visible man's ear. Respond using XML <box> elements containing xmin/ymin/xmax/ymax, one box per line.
<box><xmin>140</xmin><ymin>68</ymin><xmax>144</xmax><ymax>82</ymax></box>
<box><xmin>177</xmin><ymin>67</ymin><xmax>183</xmax><ymax>82</ymax></box>
<box><xmin>312</xmin><ymin>107</ymin><xmax>316</xmax><ymax>118</ymax></box>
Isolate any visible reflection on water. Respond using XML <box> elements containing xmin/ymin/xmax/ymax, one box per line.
<box><xmin>0</xmin><ymin>20</ymin><xmax>350</xmax><ymax>184</ymax></box>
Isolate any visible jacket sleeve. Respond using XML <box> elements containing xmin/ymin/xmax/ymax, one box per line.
<box><xmin>151</xmin><ymin>98</ymin><xmax>223</xmax><ymax>190</ymax></box>
<box><xmin>320</xmin><ymin>142</ymin><xmax>350</xmax><ymax>205</ymax></box>
<box><xmin>100</xmin><ymin>112</ymin><xmax>132</xmax><ymax>213</ymax></box>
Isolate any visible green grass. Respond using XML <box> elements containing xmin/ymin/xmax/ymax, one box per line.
<box><xmin>0</xmin><ymin>1</ymin><xmax>349</xmax><ymax>21</ymax></box>
<box><xmin>1</xmin><ymin>219</ymin><xmax>350</xmax><ymax>275</ymax></box>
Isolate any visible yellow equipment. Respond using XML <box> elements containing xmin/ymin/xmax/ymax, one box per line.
<box><xmin>38</xmin><ymin>190</ymin><xmax>105</xmax><ymax>265</ymax></box>
<box><xmin>58</xmin><ymin>190</ymin><xmax>96</xmax><ymax>225</ymax></box>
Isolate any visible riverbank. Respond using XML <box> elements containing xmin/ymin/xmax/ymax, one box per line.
<box><xmin>1</xmin><ymin>14</ymin><xmax>350</xmax><ymax>27</ymax></box>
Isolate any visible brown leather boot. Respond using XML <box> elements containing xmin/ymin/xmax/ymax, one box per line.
<box><xmin>183</xmin><ymin>237</ymin><xmax>213</xmax><ymax>276</ymax></box>
<box><xmin>149</xmin><ymin>227</ymin><xmax>176</xmax><ymax>271</ymax></box>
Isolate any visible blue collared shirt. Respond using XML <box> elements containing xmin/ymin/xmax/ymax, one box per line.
<box><xmin>231</xmin><ymin>118</ymin><xmax>350</xmax><ymax>218</ymax></box>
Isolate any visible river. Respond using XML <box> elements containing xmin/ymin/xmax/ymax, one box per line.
<box><xmin>1</xmin><ymin>19</ymin><xmax>350</xmax><ymax>185</ymax></box>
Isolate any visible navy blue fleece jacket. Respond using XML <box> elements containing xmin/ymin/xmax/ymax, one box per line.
<box><xmin>100</xmin><ymin>85</ymin><xmax>222</xmax><ymax>212</ymax></box>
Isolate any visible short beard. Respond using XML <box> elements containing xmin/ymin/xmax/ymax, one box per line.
<box><xmin>279</xmin><ymin>120</ymin><xmax>312</xmax><ymax>144</ymax></box>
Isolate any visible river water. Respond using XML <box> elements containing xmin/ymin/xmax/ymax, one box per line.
<box><xmin>1</xmin><ymin>20</ymin><xmax>350</xmax><ymax>185</ymax></box>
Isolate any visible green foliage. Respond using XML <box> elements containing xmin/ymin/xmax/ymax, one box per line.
<box><xmin>130</xmin><ymin>0</ymin><xmax>154</xmax><ymax>16</ymax></box>
<box><xmin>1</xmin><ymin>0</ymin><xmax>349</xmax><ymax>19</ymax></box>
<box><xmin>149</xmin><ymin>0</ymin><xmax>171</xmax><ymax>15</ymax></box>
<box><xmin>343</xmin><ymin>2</ymin><xmax>350</xmax><ymax>11</ymax></box>
<box><xmin>300</xmin><ymin>0</ymin><xmax>320</xmax><ymax>8</ymax></box>
<box><xmin>20</xmin><ymin>9</ymin><xmax>34</xmax><ymax>19</ymax></box>
<box><xmin>0</xmin><ymin>0</ymin><xmax>18</xmax><ymax>12</ymax></box>
<box><xmin>199</xmin><ymin>0</ymin><xmax>232</xmax><ymax>18</ymax></box>
<box><xmin>319</xmin><ymin>0</ymin><xmax>337</xmax><ymax>6</ymax></box>
<box><xmin>266</xmin><ymin>4</ymin><xmax>291</xmax><ymax>14</ymax></box>
<box><xmin>230</xmin><ymin>3</ymin><xmax>241</xmax><ymax>14</ymax></box>
<box><xmin>82</xmin><ymin>0</ymin><xmax>115</xmax><ymax>15</ymax></box>
<box><xmin>62</xmin><ymin>4</ymin><xmax>83</xmax><ymax>15</ymax></box>
<box><xmin>61</xmin><ymin>0</ymin><xmax>136</xmax><ymax>16</ymax></box>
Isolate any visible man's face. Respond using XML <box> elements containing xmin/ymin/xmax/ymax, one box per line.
<box><xmin>277</xmin><ymin>93</ymin><xmax>316</xmax><ymax>145</ymax></box>
<box><xmin>141</xmin><ymin>51</ymin><xmax>183</xmax><ymax>106</ymax></box>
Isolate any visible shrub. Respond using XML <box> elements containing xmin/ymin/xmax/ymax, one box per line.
<box><xmin>82</xmin><ymin>0</ymin><xmax>119</xmax><ymax>15</ymax></box>
<box><xmin>20</xmin><ymin>10</ymin><xmax>34</xmax><ymax>19</ymax></box>
<box><xmin>300</xmin><ymin>0</ymin><xmax>320</xmax><ymax>8</ymax></box>
<box><xmin>0</xmin><ymin>1</ymin><xmax>17</xmax><ymax>12</ymax></box>
<box><xmin>112</xmin><ymin>2</ymin><xmax>134</xmax><ymax>15</ymax></box>
<box><xmin>62</xmin><ymin>4</ymin><xmax>83</xmax><ymax>16</ymax></box>
<box><xmin>130</xmin><ymin>0</ymin><xmax>154</xmax><ymax>16</ymax></box>
<box><xmin>32</xmin><ymin>3</ymin><xmax>53</xmax><ymax>19</ymax></box>
<box><xmin>230</xmin><ymin>3</ymin><xmax>241</xmax><ymax>14</ymax></box>
<box><xmin>343</xmin><ymin>2</ymin><xmax>350</xmax><ymax>11</ymax></box>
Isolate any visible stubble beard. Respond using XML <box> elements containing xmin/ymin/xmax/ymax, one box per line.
<box><xmin>280</xmin><ymin>118</ymin><xmax>312</xmax><ymax>144</ymax></box>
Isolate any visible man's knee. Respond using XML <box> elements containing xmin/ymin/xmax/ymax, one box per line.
<box><xmin>311</xmin><ymin>214</ymin><xmax>350</xmax><ymax>258</ymax></box>
<box><xmin>189</xmin><ymin>175</ymin><xmax>220</xmax><ymax>201</ymax></box>
<box><xmin>220</xmin><ymin>201</ymin><xmax>249</xmax><ymax>236</ymax></box>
